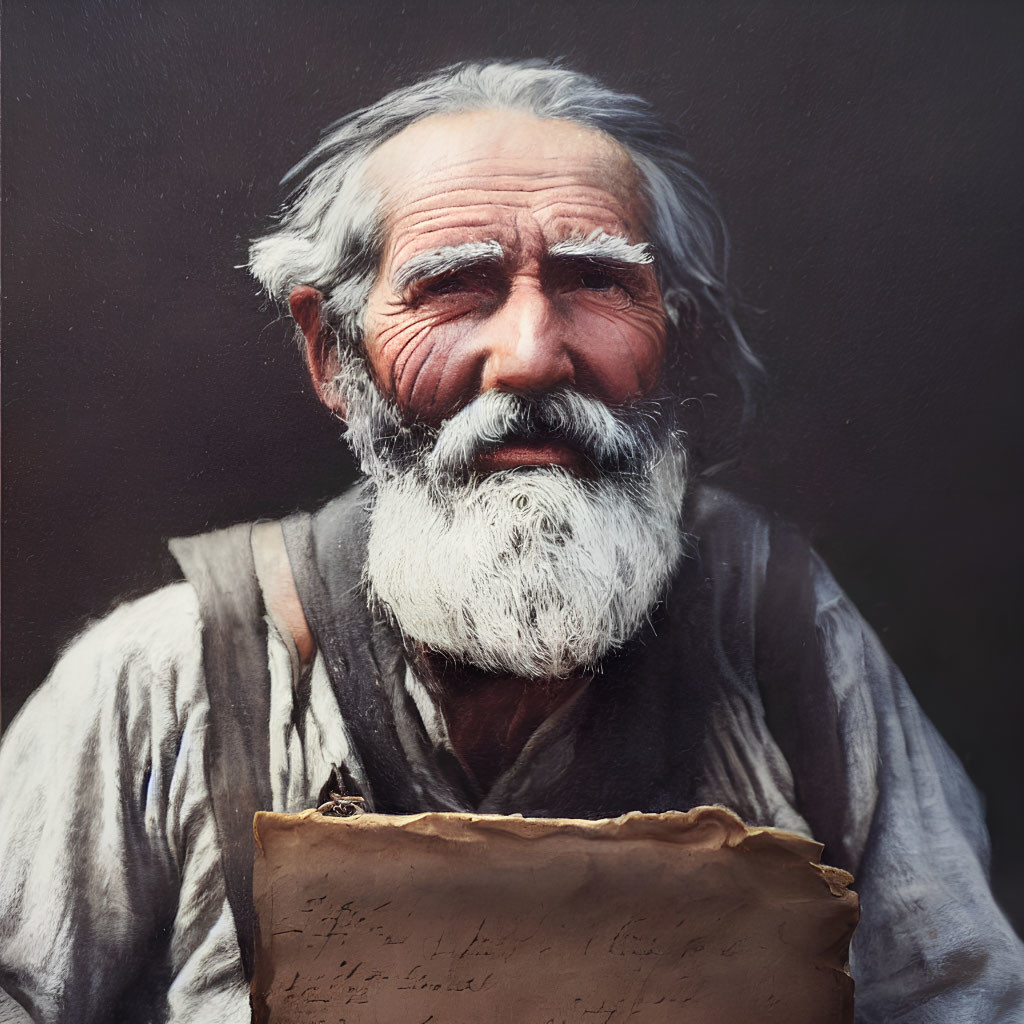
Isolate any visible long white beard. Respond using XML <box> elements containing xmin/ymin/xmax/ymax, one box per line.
<box><xmin>331</xmin><ymin>346</ymin><xmax>688</xmax><ymax>678</ymax></box>
<box><xmin>366</xmin><ymin>451</ymin><xmax>686</xmax><ymax>678</ymax></box>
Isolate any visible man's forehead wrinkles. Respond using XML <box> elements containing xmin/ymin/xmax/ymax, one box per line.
<box><xmin>385</xmin><ymin>208</ymin><xmax>516</xmax><ymax>266</ymax></box>
<box><xmin>388</xmin><ymin>194</ymin><xmax>524</xmax><ymax>231</ymax></box>
<box><xmin>383</xmin><ymin>194</ymin><xmax>530</xmax><ymax>259</ymax></box>
<box><xmin>386</xmin><ymin>179</ymin><xmax>630</xmax><ymax>223</ymax></box>
<box><xmin>390</xmin><ymin>201</ymin><xmax>613</xmax><ymax>245</ymax></box>
<box><xmin>530</xmin><ymin>193</ymin><xmax>635</xmax><ymax>226</ymax></box>
<box><xmin>536</xmin><ymin>205</ymin><xmax>641</xmax><ymax>245</ymax></box>
<box><xmin>387</xmin><ymin>219</ymin><xmax>506</xmax><ymax>272</ymax></box>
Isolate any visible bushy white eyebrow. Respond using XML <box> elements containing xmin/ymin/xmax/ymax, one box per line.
<box><xmin>392</xmin><ymin>240</ymin><xmax>504</xmax><ymax>293</ymax></box>
<box><xmin>548</xmin><ymin>230</ymin><xmax>653</xmax><ymax>265</ymax></box>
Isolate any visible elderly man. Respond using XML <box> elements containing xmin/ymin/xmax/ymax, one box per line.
<box><xmin>0</xmin><ymin>61</ymin><xmax>1021</xmax><ymax>1024</ymax></box>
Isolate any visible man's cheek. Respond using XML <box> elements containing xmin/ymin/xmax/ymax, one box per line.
<box><xmin>371</xmin><ymin>315</ymin><xmax>481</xmax><ymax>420</ymax></box>
<box><xmin>570</xmin><ymin>304</ymin><xmax>667</xmax><ymax>398</ymax></box>
<box><xmin>631</xmin><ymin>308</ymin><xmax>670</xmax><ymax>391</ymax></box>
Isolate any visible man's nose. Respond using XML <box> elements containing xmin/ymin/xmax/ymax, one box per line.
<box><xmin>478</xmin><ymin>281</ymin><xmax>575</xmax><ymax>395</ymax></box>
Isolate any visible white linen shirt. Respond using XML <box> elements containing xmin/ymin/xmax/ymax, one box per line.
<box><xmin>0</xmin><ymin>584</ymin><xmax>350</xmax><ymax>1023</ymax></box>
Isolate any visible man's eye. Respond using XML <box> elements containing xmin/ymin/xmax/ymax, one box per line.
<box><xmin>412</xmin><ymin>270</ymin><xmax>499</xmax><ymax>304</ymax></box>
<box><xmin>427</xmin><ymin>272</ymin><xmax>473</xmax><ymax>295</ymax></box>
<box><xmin>572</xmin><ymin>267</ymin><xmax>635</xmax><ymax>302</ymax></box>
<box><xmin>578</xmin><ymin>270</ymin><xmax>618</xmax><ymax>292</ymax></box>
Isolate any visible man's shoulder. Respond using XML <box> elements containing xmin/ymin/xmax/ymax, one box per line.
<box><xmin>43</xmin><ymin>582</ymin><xmax>203</xmax><ymax>716</ymax></box>
<box><xmin>3</xmin><ymin>583</ymin><xmax>206</xmax><ymax>767</ymax></box>
<box><xmin>684</xmin><ymin>482</ymin><xmax>777</xmax><ymax>565</ymax></box>
<box><xmin>685</xmin><ymin>481</ymin><xmax>770</xmax><ymax>531</ymax></box>
<box><xmin>69</xmin><ymin>581</ymin><xmax>203</xmax><ymax>668</ymax></box>
<box><xmin>682</xmin><ymin>482</ymin><xmax>835</xmax><ymax>608</ymax></box>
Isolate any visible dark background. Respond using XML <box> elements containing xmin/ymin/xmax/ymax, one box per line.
<box><xmin>3</xmin><ymin>1</ymin><xmax>1022</xmax><ymax>929</ymax></box>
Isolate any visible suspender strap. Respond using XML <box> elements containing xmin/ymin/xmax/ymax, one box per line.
<box><xmin>169</xmin><ymin>524</ymin><xmax>271</xmax><ymax>981</ymax></box>
<box><xmin>754</xmin><ymin>518</ymin><xmax>851</xmax><ymax>869</ymax></box>
<box><xmin>281</xmin><ymin>491</ymin><xmax>424</xmax><ymax>813</ymax></box>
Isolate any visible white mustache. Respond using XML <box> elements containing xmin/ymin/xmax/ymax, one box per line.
<box><xmin>425</xmin><ymin>390</ymin><xmax>661</xmax><ymax>477</ymax></box>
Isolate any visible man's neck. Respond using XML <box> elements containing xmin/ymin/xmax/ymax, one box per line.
<box><xmin>412</xmin><ymin>648</ymin><xmax>591</xmax><ymax>795</ymax></box>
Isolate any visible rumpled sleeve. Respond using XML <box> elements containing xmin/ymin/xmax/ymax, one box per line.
<box><xmin>757</xmin><ymin>524</ymin><xmax>1024</xmax><ymax>1022</ymax></box>
<box><xmin>0</xmin><ymin>584</ymin><xmax>236</xmax><ymax>1023</ymax></box>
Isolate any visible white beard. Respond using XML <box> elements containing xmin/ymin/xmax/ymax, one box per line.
<box><xmin>365</xmin><ymin>452</ymin><xmax>686</xmax><ymax>678</ymax></box>
<box><xmin>328</xmin><ymin>343</ymin><xmax>689</xmax><ymax>678</ymax></box>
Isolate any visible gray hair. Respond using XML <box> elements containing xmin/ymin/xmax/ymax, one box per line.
<box><xmin>248</xmin><ymin>60</ymin><xmax>762</xmax><ymax>448</ymax></box>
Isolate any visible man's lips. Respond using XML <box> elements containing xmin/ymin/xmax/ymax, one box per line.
<box><xmin>472</xmin><ymin>439</ymin><xmax>588</xmax><ymax>474</ymax></box>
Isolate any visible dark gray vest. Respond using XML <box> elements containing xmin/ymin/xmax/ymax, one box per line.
<box><xmin>171</xmin><ymin>483</ymin><xmax>832</xmax><ymax>980</ymax></box>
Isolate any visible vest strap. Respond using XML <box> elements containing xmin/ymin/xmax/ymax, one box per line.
<box><xmin>169</xmin><ymin>524</ymin><xmax>271</xmax><ymax>981</ymax></box>
<box><xmin>281</xmin><ymin>494</ymin><xmax>422</xmax><ymax>813</ymax></box>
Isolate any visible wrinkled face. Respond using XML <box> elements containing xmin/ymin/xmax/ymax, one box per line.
<box><xmin>361</xmin><ymin>110</ymin><xmax>668</xmax><ymax>474</ymax></box>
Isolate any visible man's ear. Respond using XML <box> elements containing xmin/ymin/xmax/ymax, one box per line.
<box><xmin>289</xmin><ymin>284</ymin><xmax>346</xmax><ymax>418</ymax></box>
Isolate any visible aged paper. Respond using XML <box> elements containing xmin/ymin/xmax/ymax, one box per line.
<box><xmin>252</xmin><ymin>806</ymin><xmax>857</xmax><ymax>1023</ymax></box>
